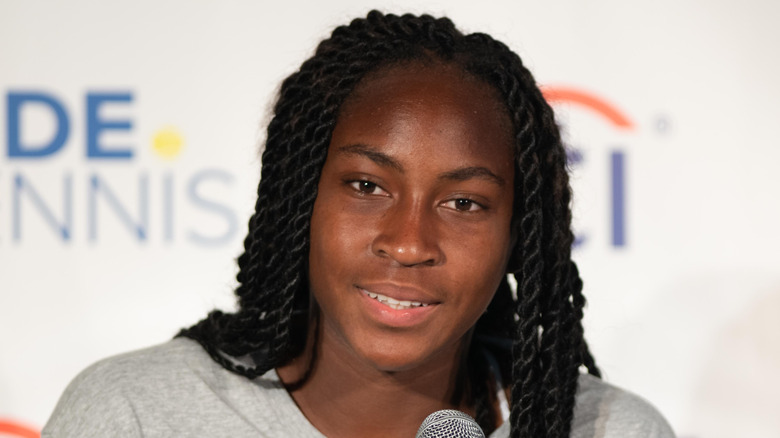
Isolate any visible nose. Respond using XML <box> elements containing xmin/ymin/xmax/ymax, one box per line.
<box><xmin>371</xmin><ymin>200</ymin><xmax>443</xmax><ymax>267</ymax></box>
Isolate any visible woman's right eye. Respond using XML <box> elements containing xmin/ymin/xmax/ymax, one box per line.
<box><xmin>348</xmin><ymin>180</ymin><xmax>388</xmax><ymax>196</ymax></box>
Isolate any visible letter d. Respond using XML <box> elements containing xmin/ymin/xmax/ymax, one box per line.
<box><xmin>7</xmin><ymin>92</ymin><xmax>70</xmax><ymax>158</ymax></box>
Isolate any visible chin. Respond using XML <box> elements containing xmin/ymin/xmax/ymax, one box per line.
<box><xmin>353</xmin><ymin>338</ymin><xmax>461</xmax><ymax>375</ymax></box>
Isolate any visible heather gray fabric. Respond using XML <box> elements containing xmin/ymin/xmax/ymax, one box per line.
<box><xmin>43</xmin><ymin>338</ymin><xmax>675</xmax><ymax>437</ymax></box>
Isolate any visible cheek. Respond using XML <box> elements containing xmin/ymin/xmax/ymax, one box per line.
<box><xmin>446</xmin><ymin>214</ymin><xmax>512</xmax><ymax>266</ymax></box>
<box><xmin>443</xmin><ymin>224</ymin><xmax>512</xmax><ymax>304</ymax></box>
<box><xmin>308</xmin><ymin>200</ymin><xmax>332</xmax><ymax>291</ymax></box>
<box><xmin>308</xmin><ymin>198</ymin><xmax>367</xmax><ymax>291</ymax></box>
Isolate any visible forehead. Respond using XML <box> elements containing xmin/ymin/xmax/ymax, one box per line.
<box><xmin>333</xmin><ymin>62</ymin><xmax>514</xmax><ymax>161</ymax></box>
<box><xmin>341</xmin><ymin>62</ymin><xmax>510</xmax><ymax>130</ymax></box>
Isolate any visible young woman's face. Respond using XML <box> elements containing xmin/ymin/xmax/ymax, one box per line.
<box><xmin>308</xmin><ymin>63</ymin><xmax>515</xmax><ymax>373</ymax></box>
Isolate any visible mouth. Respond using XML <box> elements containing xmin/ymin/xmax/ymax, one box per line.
<box><xmin>360</xmin><ymin>288</ymin><xmax>430</xmax><ymax>310</ymax></box>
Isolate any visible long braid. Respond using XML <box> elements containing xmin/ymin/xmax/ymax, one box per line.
<box><xmin>538</xmin><ymin>105</ymin><xmax>577</xmax><ymax>437</ymax></box>
<box><xmin>178</xmin><ymin>11</ymin><xmax>599</xmax><ymax>437</ymax></box>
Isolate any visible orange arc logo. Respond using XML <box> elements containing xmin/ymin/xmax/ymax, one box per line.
<box><xmin>0</xmin><ymin>420</ymin><xmax>39</xmax><ymax>438</ymax></box>
<box><xmin>542</xmin><ymin>86</ymin><xmax>634</xmax><ymax>130</ymax></box>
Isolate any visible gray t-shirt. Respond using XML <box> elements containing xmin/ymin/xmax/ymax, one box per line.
<box><xmin>43</xmin><ymin>338</ymin><xmax>675</xmax><ymax>437</ymax></box>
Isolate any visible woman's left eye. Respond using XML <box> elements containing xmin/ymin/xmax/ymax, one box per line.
<box><xmin>444</xmin><ymin>198</ymin><xmax>483</xmax><ymax>212</ymax></box>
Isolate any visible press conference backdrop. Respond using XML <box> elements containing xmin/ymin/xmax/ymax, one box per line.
<box><xmin>1</xmin><ymin>1</ymin><xmax>779</xmax><ymax>437</ymax></box>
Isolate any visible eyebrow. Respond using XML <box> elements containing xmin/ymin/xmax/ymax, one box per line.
<box><xmin>336</xmin><ymin>143</ymin><xmax>404</xmax><ymax>172</ymax></box>
<box><xmin>335</xmin><ymin>143</ymin><xmax>506</xmax><ymax>186</ymax></box>
<box><xmin>438</xmin><ymin>167</ymin><xmax>506</xmax><ymax>187</ymax></box>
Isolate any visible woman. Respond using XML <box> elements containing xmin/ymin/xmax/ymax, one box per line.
<box><xmin>44</xmin><ymin>11</ymin><xmax>674</xmax><ymax>438</ymax></box>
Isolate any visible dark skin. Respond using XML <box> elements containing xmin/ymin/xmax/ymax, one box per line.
<box><xmin>277</xmin><ymin>62</ymin><xmax>515</xmax><ymax>437</ymax></box>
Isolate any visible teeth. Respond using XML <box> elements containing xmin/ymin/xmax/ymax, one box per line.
<box><xmin>362</xmin><ymin>289</ymin><xmax>428</xmax><ymax>309</ymax></box>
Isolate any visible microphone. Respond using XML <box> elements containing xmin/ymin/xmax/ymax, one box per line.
<box><xmin>415</xmin><ymin>409</ymin><xmax>486</xmax><ymax>438</ymax></box>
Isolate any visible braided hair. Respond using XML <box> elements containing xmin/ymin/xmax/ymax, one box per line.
<box><xmin>177</xmin><ymin>10</ymin><xmax>600</xmax><ymax>437</ymax></box>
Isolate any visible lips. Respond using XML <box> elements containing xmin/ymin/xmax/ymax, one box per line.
<box><xmin>360</xmin><ymin>289</ymin><xmax>430</xmax><ymax>310</ymax></box>
<box><xmin>356</xmin><ymin>284</ymin><xmax>439</xmax><ymax>327</ymax></box>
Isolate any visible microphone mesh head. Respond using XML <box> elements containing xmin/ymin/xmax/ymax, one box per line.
<box><xmin>415</xmin><ymin>409</ymin><xmax>486</xmax><ymax>438</ymax></box>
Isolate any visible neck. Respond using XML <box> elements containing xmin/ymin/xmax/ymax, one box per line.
<box><xmin>276</xmin><ymin>318</ymin><xmax>474</xmax><ymax>438</ymax></box>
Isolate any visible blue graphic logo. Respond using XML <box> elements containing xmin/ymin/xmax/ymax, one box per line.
<box><xmin>2</xmin><ymin>90</ymin><xmax>239</xmax><ymax>246</ymax></box>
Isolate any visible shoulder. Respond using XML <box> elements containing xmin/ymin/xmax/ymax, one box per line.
<box><xmin>43</xmin><ymin>338</ymin><xmax>311</xmax><ymax>437</ymax></box>
<box><xmin>488</xmin><ymin>374</ymin><xmax>674</xmax><ymax>438</ymax></box>
<box><xmin>572</xmin><ymin>374</ymin><xmax>676</xmax><ymax>438</ymax></box>
<box><xmin>46</xmin><ymin>337</ymin><xmax>226</xmax><ymax>410</ymax></box>
<box><xmin>42</xmin><ymin>338</ymin><xmax>215</xmax><ymax>437</ymax></box>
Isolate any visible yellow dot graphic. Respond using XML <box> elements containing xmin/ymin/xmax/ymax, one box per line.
<box><xmin>152</xmin><ymin>127</ymin><xmax>184</xmax><ymax>160</ymax></box>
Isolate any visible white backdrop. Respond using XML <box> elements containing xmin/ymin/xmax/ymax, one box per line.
<box><xmin>2</xmin><ymin>1</ymin><xmax>779</xmax><ymax>437</ymax></box>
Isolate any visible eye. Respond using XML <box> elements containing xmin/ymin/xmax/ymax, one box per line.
<box><xmin>444</xmin><ymin>198</ymin><xmax>484</xmax><ymax>212</ymax></box>
<box><xmin>348</xmin><ymin>180</ymin><xmax>389</xmax><ymax>196</ymax></box>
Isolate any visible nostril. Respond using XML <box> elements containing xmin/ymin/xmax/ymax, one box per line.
<box><xmin>372</xmin><ymin>233</ymin><xmax>441</xmax><ymax>267</ymax></box>
<box><xmin>370</xmin><ymin>203</ymin><xmax>443</xmax><ymax>266</ymax></box>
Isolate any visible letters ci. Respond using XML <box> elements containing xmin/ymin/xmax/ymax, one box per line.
<box><xmin>6</xmin><ymin>91</ymin><xmax>133</xmax><ymax>159</ymax></box>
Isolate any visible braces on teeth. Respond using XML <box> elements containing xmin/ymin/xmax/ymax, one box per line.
<box><xmin>364</xmin><ymin>290</ymin><xmax>429</xmax><ymax>310</ymax></box>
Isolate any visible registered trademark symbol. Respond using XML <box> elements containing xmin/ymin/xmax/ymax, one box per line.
<box><xmin>653</xmin><ymin>115</ymin><xmax>672</xmax><ymax>135</ymax></box>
